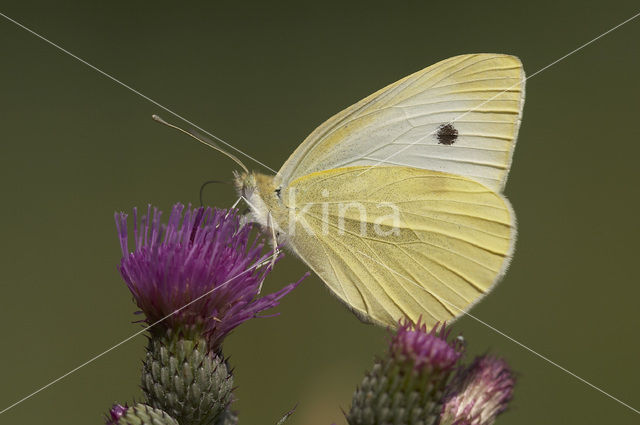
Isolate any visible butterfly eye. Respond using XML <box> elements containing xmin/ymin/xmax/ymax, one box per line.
<box><xmin>274</xmin><ymin>187</ymin><xmax>282</xmax><ymax>199</ymax></box>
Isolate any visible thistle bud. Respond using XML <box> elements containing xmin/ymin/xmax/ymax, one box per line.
<box><xmin>347</xmin><ymin>320</ymin><xmax>463</xmax><ymax>425</ymax></box>
<box><xmin>106</xmin><ymin>403</ymin><xmax>178</xmax><ymax>425</ymax></box>
<box><xmin>440</xmin><ymin>356</ymin><xmax>515</xmax><ymax>425</ymax></box>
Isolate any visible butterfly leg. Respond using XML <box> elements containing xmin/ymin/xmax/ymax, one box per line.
<box><xmin>256</xmin><ymin>212</ymin><xmax>279</xmax><ymax>296</ymax></box>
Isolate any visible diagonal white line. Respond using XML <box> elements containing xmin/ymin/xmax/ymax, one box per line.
<box><xmin>355</xmin><ymin>249</ymin><xmax>640</xmax><ymax>415</ymax></box>
<box><xmin>0</xmin><ymin>11</ymin><xmax>278</xmax><ymax>175</ymax></box>
<box><xmin>526</xmin><ymin>10</ymin><xmax>640</xmax><ymax>80</ymax></box>
<box><xmin>356</xmin><ymin>10</ymin><xmax>640</xmax><ymax>177</ymax></box>
<box><xmin>0</xmin><ymin>251</ymin><xmax>280</xmax><ymax>416</ymax></box>
<box><xmin>1</xmin><ymin>4</ymin><xmax>639</xmax><ymax>418</ymax></box>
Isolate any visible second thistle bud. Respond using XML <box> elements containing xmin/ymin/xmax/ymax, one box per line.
<box><xmin>106</xmin><ymin>403</ymin><xmax>179</xmax><ymax>425</ymax></box>
<box><xmin>440</xmin><ymin>356</ymin><xmax>515</xmax><ymax>425</ymax></box>
<box><xmin>347</xmin><ymin>320</ymin><xmax>463</xmax><ymax>425</ymax></box>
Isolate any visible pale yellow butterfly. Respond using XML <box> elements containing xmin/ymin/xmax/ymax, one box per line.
<box><xmin>160</xmin><ymin>53</ymin><xmax>525</xmax><ymax>329</ymax></box>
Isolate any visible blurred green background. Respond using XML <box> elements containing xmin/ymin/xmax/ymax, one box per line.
<box><xmin>1</xmin><ymin>1</ymin><xmax>639</xmax><ymax>424</ymax></box>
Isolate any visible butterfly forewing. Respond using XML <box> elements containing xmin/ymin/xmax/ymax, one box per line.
<box><xmin>276</xmin><ymin>54</ymin><xmax>525</xmax><ymax>192</ymax></box>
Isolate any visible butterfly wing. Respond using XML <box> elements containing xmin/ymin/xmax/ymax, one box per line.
<box><xmin>281</xmin><ymin>166</ymin><xmax>515</xmax><ymax>328</ymax></box>
<box><xmin>277</xmin><ymin>54</ymin><xmax>525</xmax><ymax>192</ymax></box>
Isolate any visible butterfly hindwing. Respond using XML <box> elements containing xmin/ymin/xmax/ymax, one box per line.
<box><xmin>280</xmin><ymin>166</ymin><xmax>515</xmax><ymax>328</ymax></box>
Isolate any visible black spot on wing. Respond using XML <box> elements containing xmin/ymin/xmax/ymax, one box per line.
<box><xmin>436</xmin><ymin>124</ymin><xmax>458</xmax><ymax>145</ymax></box>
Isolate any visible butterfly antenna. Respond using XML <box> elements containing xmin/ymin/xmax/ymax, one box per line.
<box><xmin>152</xmin><ymin>115</ymin><xmax>249</xmax><ymax>173</ymax></box>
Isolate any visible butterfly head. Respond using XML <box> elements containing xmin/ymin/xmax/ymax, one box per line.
<box><xmin>233</xmin><ymin>170</ymin><xmax>256</xmax><ymax>199</ymax></box>
<box><xmin>233</xmin><ymin>171</ymin><xmax>283</xmax><ymax>233</ymax></box>
<box><xmin>233</xmin><ymin>171</ymin><xmax>265</xmax><ymax>224</ymax></box>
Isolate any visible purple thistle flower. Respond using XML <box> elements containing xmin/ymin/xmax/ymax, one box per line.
<box><xmin>105</xmin><ymin>404</ymin><xmax>128</xmax><ymax>425</ymax></box>
<box><xmin>441</xmin><ymin>355</ymin><xmax>516</xmax><ymax>425</ymax></box>
<box><xmin>115</xmin><ymin>203</ymin><xmax>302</xmax><ymax>350</ymax></box>
<box><xmin>390</xmin><ymin>319</ymin><xmax>464</xmax><ymax>372</ymax></box>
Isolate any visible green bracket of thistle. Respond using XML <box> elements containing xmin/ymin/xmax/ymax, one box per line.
<box><xmin>115</xmin><ymin>403</ymin><xmax>179</xmax><ymax>425</ymax></box>
<box><xmin>141</xmin><ymin>327</ymin><xmax>235</xmax><ymax>425</ymax></box>
<box><xmin>347</xmin><ymin>357</ymin><xmax>449</xmax><ymax>425</ymax></box>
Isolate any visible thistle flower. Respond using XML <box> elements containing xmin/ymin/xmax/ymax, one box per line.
<box><xmin>347</xmin><ymin>319</ymin><xmax>464</xmax><ymax>425</ymax></box>
<box><xmin>390</xmin><ymin>319</ymin><xmax>463</xmax><ymax>372</ymax></box>
<box><xmin>115</xmin><ymin>203</ymin><xmax>301</xmax><ymax>351</ymax></box>
<box><xmin>105</xmin><ymin>404</ymin><xmax>127</xmax><ymax>425</ymax></box>
<box><xmin>440</xmin><ymin>355</ymin><xmax>515</xmax><ymax>425</ymax></box>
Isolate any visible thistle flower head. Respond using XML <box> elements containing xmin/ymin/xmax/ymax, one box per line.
<box><xmin>441</xmin><ymin>355</ymin><xmax>515</xmax><ymax>425</ymax></box>
<box><xmin>115</xmin><ymin>203</ymin><xmax>301</xmax><ymax>350</ymax></box>
<box><xmin>347</xmin><ymin>319</ymin><xmax>464</xmax><ymax>425</ymax></box>
<box><xmin>105</xmin><ymin>404</ymin><xmax>127</xmax><ymax>425</ymax></box>
<box><xmin>390</xmin><ymin>319</ymin><xmax>464</xmax><ymax>372</ymax></box>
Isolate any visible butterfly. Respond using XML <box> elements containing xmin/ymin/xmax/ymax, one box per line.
<box><xmin>159</xmin><ymin>53</ymin><xmax>525</xmax><ymax>329</ymax></box>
